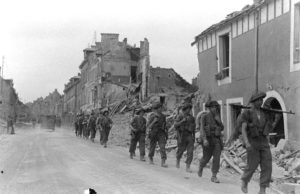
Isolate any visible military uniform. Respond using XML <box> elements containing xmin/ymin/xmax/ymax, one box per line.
<box><xmin>240</xmin><ymin>91</ymin><xmax>272</xmax><ymax>194</ymax></box>
<box><xmin>96</xmin><ymin>113</ymin><xmax>104</xmax><ymax>144</ymax></box>
<box><xmin>129</xmin><ymin>108</ymin><xmax>146</xmax><ymax>161</ymax></box>
<box><xmin>78</xmin><ymin>114</ymin><xmax>84</xmax><ymax>137</ymax></box>
<box><xmin>100</xmin><ymin>111</ymin><xmax>113</xmax><ymax>147</ymax></box>
<box><xmin>88</xmin><ymin>113</ymin><xmax>97</xmax><ymax>142</ymax></box>
<box><xmin>147</xmin><ymin>102</ymin><xmax>168</xmax><ymax>167</ymax></box>
<box><xmin>198</xmin><ymin>101</ymin><xmax>223</xmax><ymax>183</ymax></box>
<box><xmin>7</xmin><ymin>116</ymin><xmax>15</xmax><ymax>134</ymax></box>
<box><xmin>82</xmin><ymin>116</ymin><xmax>89</xmax><ymax>139</ymax></box>
<box><xmin>174</xmin><ymin>103</ymin><xmax>195</xmax><ymax>172</ymax></box>
<box><xmin>75</xmin><ymin>115</ymin><xmax>79</xmax><ymax>136</ymax></box>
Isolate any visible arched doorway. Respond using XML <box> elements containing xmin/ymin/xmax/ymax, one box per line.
<box><xmin>263</xmin><ymin>91</ymin><xmax>288</xmax><ymax>147</ymax></box>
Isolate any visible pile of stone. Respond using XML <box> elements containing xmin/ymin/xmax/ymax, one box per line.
<box><xmin>221</xmin><ymin>139</ymin><xmax>247</xmax><ymax>174</ymax></box>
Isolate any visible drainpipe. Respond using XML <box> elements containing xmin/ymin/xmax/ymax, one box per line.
<box><xmin>254</xmin><ymin>7</ymin><xmax>260</xmax><ymax>92</ymax></box>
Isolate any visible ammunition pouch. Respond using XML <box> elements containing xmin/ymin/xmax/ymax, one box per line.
<box><xmin>148</xmin><ymin>128</ymin><xmax>158</xmax><ymax>139</ymax></box>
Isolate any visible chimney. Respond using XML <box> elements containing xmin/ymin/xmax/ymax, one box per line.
<box><xmin>101</xmin><ymin>33</ymin><xmax>119</xmax><ymax>43</ymax></box>
<box><xmin>101</xmin><ymin>33</ymin><xmax>119</xmax><ymax>50</ymax></box>
<box><xmin>253</xmin><ymin>0</ymin><xmax>263</xmax><ymax>4</ymax></box>
<box><xmin>123</xmin><ymin>38</ymin><xmax>127</xmax><ymax>44</ymax></box>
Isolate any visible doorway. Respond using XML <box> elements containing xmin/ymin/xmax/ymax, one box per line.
<box><xmin>264</xmin><ymin>97</ymin><xmax>285</xmax><ymax>147</ymax></box>
<box><xmin>131</xmin><ymin>66</ymin><xmax>137</xmax><ymax>83</ymax></box>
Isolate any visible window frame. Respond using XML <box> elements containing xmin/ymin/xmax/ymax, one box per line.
<box><xmin>217</xmin><ymin>27</ymin><xmax>232</xmax><ymax>86</ymax></box>
<box><xmin>290</xmin><ymin>0</ymin><xmax>300</xmax><ymax>72</ymax></box>
<box><xmin>226</xmin><ymin>97</ymin><xmax>244</xmax><ymax>140</ymax></box>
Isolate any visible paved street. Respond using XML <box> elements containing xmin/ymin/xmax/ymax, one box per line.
<box><xmin>0</xmin><ymin>127</ymin><xmax>273</xmax><ymax>194</ymax></box>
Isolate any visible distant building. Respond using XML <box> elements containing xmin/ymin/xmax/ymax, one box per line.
<box><xmin>0</xmin><ymin>77</ymin><xmax>19</xmax><ymax>120</ymax></box>
<box><xmin>191</xmin><ymin>0</ymin><xmax>300</xmax><ymax>148</ymax></box>
<box><xmin>148</xmin><ymin>67</ymin><xmax>197</xmax><ymax>110</ymax></box>
<box><xmin>79</xmin><ymin>33</ymin><xmax>150</xmax><ymax>112</ymax></box>
<box><xmin>63</xmin><ymin>75</ymin><xmax>81</xmax><ymax>125</ymax></box>
<box><xmin>29</xmin><ymin>89</ymin><xmax>63</xmax><ymax>119</ymax></box>
<box><xmin>191</xmin><ymin>76</ymin><xmax>199</xmax><ymax>89</ymax></box>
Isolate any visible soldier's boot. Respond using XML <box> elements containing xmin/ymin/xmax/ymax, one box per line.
<box><xmin>211</xmin><ymin>174</ymin><xmax>220</xmax><ymax>183</ymax></box>
<box><xmin>198</xmin><ymin>167</ymin><xmax>203</xmax><ymax>177</ymax></box>
<box><xmin>140</xmin><ymin>155</ymin><xmax>146</xmax><ymax>162</ymax></box>
<box><xmin>130</xmin><ymin>153</ymin><xmax>134</xmax><ymax>159</ymax></box>
<box><xmin>241</xmin><ymin>180</ymin><xmax>248</xmax><ymax>193</ymax></box>
<box><xmin>91</xmin><ymin>138</ymin><xmax>94</xmax><ymax>143</ymax></box>
<box><xmin>176</xmin><ymin>159</ymin><xmax>180</xmax><ymax>168</ymax></box>
<box><xmin>161</xmin><ymin>159</ymin><xmax>168</xmax><ymax>168</ymax></box>
<box><xmin>258</xmin><ymin>186</ymin><xmax>266</xmax><ymax>194</ymax></box>
<box><xmin>149</xmin><ymin>157</ymin><xmax>154</xmax><ymax>165</ymax></box>
<box><xmin>104</xmin><ymin>142</ymin><xmax>107</xmax><ymax>148</ymax></box>
<box><xmin>186</xmin><ymin>164</ymin><xmax>192</xmax><ymax>173</ymax></box>
<box><xmin>133</xmin><ymin>152</ymin><xmax>136</xmax><ymax>157</ymax></box>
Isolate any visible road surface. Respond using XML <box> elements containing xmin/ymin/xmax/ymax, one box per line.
<box><xmin>0</xmin><ymin>127</ymin><xmax>274</xmax><ymax>194</ymax></box>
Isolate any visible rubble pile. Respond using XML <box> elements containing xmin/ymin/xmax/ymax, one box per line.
<box><xmin>109</xmin><ymin>112</ymin><xmax>132</xmax><ymax>147</ymax></box>
<box><xmin>221</xmin><ymin>139</ymin><xmax>247</xmax><ymax>175</ymax></box>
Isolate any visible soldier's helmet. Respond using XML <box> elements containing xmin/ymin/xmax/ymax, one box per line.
<box><xmin>151</xmin><ymin>102</ymin><xmax>162</xmax><ymax>110</ymax></box>
<box><xmin>205</xmin><ymin>100</ymin><xmax>219</xmax><ymax>108</ymax></box>
<box><xmin>135</xmin><ymin>108</ymin><xmax>145</xmax><ymax>115</ymax></box>
<box><xmin>181</xmin><ymin>103</ymin><xmax>193</xmax><ymax>111</ymax></box>
<box><xmin>249</xmin><ymin>91</ymin><xmax>266</xmax><ymax>103</ymax></box>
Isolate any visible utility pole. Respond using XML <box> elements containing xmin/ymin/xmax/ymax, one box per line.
<box><xmin>254</xmin><ymin>8</ymin><xmax>260</xmax><ymax>92</ymax></box>
<box><xmin>1</xmin><ymin>56</ymin><xmax>4</xmax><ymax>96</ymax></box>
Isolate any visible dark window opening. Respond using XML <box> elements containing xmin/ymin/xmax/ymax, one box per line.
<box><xmin>264</xmin><ymin>98</ymin><xmax>284</xmax><ymax>147</ymax></box>
<box><xmin>131</xmin><ymin>66</ymin><xmax>137</xmax><ymax>83</ymax></box>
<box><xmin>160</xmin><ymin>96</ymin><xmax>165</xmax><ymax>105</ymax></box>
<box><xmin>219</xmin><ymin>34</ymin><xmax>230</xmax><ymax>77</ymax></box>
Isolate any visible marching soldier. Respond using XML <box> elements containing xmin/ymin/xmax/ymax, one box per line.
<box><xmin>88</xmin><ymin>111</ymin><xmax>97</xmax><ymax>142</ymax></box>
<box><xmin>82</xmin><ymin>114</ymin><xmax>89</xmax><ymax>139</ymax></box>
<box><xmin>7</xmin><ymin>115</ymin><xmax>15</xmax><ymax>135</ymax></box>
<box><xmin>129</xmin><ymin>108</ymin><xmax>147</xmax><ymax>161</ymax></box>
<box><xmin>174</xmin><ymin>103</ymin><xmax>195</xmax><ymax>173</ymax></box>
<box><xmin>75</xmin><ymin>114</ymin><xmax>79</xmax><ymax>136</ymax></box>
<box><xmin>96</xmin><ymin>110</ymin><xmax>104</xmax><ymax>144</ymax></box>
<box><xmin>240</xmin><ymin>91</ymin><xmax>273</xmax><ymax>194</ymax></box>
<box><xmin>78</xmin><ymin>113</ymin><xmax>84</xmax><ymax>137</ymax></box>
<box><xmin>100</xmin><ymin>110</ymin><xmax>113</xmax><ymax>148</ymax></box>
<box><xmin>147</xmin><ymin>102</ymin><xmax>168</xmax><ymax>168</ymax></box>
<box><xmin>198</xmin><ymin>100</ymin><xmax>223</xmax><ymax>183</ymax></box>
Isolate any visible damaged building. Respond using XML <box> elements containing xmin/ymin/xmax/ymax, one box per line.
<box><xmin>29</xmin><ymin>89</ymin><xmax>63</xmax><ymax>120</ymax></box>
<box><xmin>62</xmin><ymin>75</ymin><xmax>81</xmax><ymax>125</ymax></box>
<box><xmin>0</xmin><ymin>77</ymin><xmax>19</xmax><ymax>120</ymax></box>
<box><xmin>77</xmin><ymin>33</ymin><xmax>150</xmax><ymax>112</ymax></box>
<box><xmin>147</xmin><ymin>67</ymin><xmax>197</xmax><ymax>110</ymax></box>
<box><xmin>62</xmin><ymin>32</ymin><xmax>195</xmax><ymax>120</ymax></box>
<box><xmin>192</xmin><ymin>0</ymin><xmax>300</xmax><ymax>149</ymax></box>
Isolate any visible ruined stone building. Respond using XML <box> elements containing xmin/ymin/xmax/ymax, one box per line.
<box><xmin>78</xmin><ymin>33</ymin><xmax>150</xmax><ymax>112</ymax></box>
<box><xmin>192</xmin><ymin>0</ymin><xmax>300</xmax><ymax>148</ymax></box>
<box><xmin>147</xmin><ymin>67</ymin><xmax>197</xmax><ymax>109</ymax></box>
<box><xmin>0</xmin><ymin>77</ymin><xmax>19</xmax><ymax>120</ymax></box>
<box><xmin>29</xmin><ymin>89</ymin><xmax>63</xmax><ymax>119</ymax></box>
<box><xmin>62</xmin><ymin>75</ymin><xmax>81</xmax><ymax>124</ymax></box>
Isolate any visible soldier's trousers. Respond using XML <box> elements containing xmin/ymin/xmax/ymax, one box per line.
<box><xmin>78</xmin><ymin>125</ymin><xmax>83</xmax><ymax>137</ymax></box>
<box><xmin>83</xmin><ymin>126</ymin><xmax>89</xmax><ymax>138</ymax></box>
<box><xmin>241</xmin><ymin>136</ymin><xmax>272</xmax><ymax>187</ymax></box>
<box><xmin>148</xmin><ymin>131</ymin><xmax>167</xmax><ymax>160</ymax></box>
<box><xmin>199</xmin><ymin>137</ymin><xmax>222</xmax><ymax>174</ymax></box>
<box><xmin>101</xmin><ymin>127</ymin><xmax>111</xmax><ymax>144</ymax></box>
<box><xmin>176</xmin><ymin>133</ymin><xmax>194</xmax><ymax>165</ymax></box>
<box><xmin>129</xmin><ymin>132</ymin><xmax>146</xmax><ymax>156</ymax></box>
<box><xmin>75</xmin><ymin>124</ymin><xmax>78</xmax><ymax>136</ymax></box>
<box><xmin>7</xmin><ymin>125</ymin><xmax>14</xmax><ymax>134</ymax></box>
<box><xmin>90</xmin><ymin>127</ymin><xmax>96</xmax><ymax>139</ymax></box>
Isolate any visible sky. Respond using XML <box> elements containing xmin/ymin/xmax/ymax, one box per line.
<box><xmin>0</xmin><ymin>0</ymin><xmax>253</xmax><ymax>103</ymax></box>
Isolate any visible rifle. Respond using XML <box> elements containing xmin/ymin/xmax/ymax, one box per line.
<box><xmin>229</xmin><ymin>104</ymin><xmax>295</xmax><ymax>115</ymax></box>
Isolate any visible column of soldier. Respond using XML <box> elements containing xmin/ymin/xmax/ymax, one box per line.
<box><xmin>75</xmin><ymin>109</ymin><xmax>112</xmax><ymax>148</ymax></box>
<box><xmin>74</xmin><ymin>91</ymin><xmax>273</xmax><ymax>194</ymax></box>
